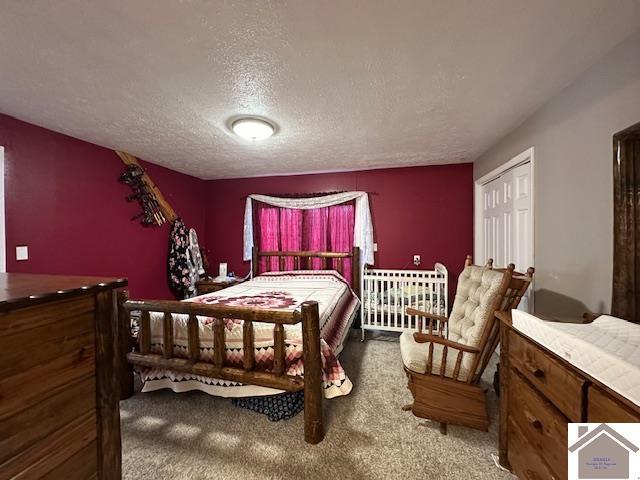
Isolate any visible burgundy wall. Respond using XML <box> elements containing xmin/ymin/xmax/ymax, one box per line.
<box><xmin>2</xmin><ymin>112</ymin><xmax>473</xmax><ymax>300</ymax></box>
<box><xmin>0</xmin><ymin>114</ymin><xmax>206</xmax><ymax>299</ymax></box>
<box><xmin>204</xmin><ymin>164</ymin><xmax>474</xmax><ymax>297</ymax></box>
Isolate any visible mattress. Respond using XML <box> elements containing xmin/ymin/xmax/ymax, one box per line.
<box><xmin>512</xmin><ymin>310</ymin><xmax>640</xmax><ymax>407</ymax></box>
<box><xmin>138</xmin><ymin>270</ymin><xmax>360</xmax><ymax>399</ymax></box>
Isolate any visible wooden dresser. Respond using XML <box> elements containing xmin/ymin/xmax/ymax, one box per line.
<box><xmin>498</xmin><ymin>311</ymin><xmax>640</xmax><ymax>480</ymax></box>
<box><xmin>0</xmin><ymin>273</ymin><xmax>127</xmax><ymax>480</ymax></box>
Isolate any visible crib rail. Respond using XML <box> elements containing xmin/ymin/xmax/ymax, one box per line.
<box><xmin>361</xmin><ymin>266</ymin><xmax>448</xmax><ymax>338</ymax></box>
<box><xmin>118</xmin><ymin>293</ymin><xmax>325</xmax><ymax>444</ymax></box>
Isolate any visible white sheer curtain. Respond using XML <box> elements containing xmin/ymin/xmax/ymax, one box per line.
<box><xmin>243</xmin><ymin>191</ymin><xmax>375</xmax><ymax>269</ymax></box>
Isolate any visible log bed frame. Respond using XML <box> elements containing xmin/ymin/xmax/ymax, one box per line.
<box><xmin>119</xmin><ymin>247</ymin><xmax>360</xmax><ymax>444</ymax></box>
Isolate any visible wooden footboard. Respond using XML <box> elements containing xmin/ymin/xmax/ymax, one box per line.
<box><xmin>118</xmin><ymin>295</ymin><xmax>325</xmax><ymax>444</ymax></box>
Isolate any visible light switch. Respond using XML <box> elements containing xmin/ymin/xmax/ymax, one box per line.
<box><xmin>373</xmin><ymin>243</ymin><xmax>378</xmax><ymax>252</ymax></box>
<box><xmin>16</xmin><ymin>245</ymin><xmax>28</xmax><ymax>261</ymax></box>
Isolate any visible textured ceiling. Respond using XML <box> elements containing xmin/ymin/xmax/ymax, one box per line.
<box><xmin>1</xmin><ymin>1</ymin><xmax>640</xmax><ymax>179</ymax></box>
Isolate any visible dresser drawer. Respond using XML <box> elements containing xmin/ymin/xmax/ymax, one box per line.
<box><xmin>509</xmin><ymin>330</ymin><xmax>585</xmax><ymax>421</ymax></box>
<box><xmin>0</xmin><ymin>309</ymin><xmax>95</xmax><ymax>380</ymax></box>
<box><xmin>508</xmin><ymin>417</ymin><xmax>560</xmax><ymax>480</ymax></box>
<box><xmin>588</xmin><ymin>385</ymin><xmax>640</xmax><ymax>422</ymax></box>
<box><xmin>509</xmin><ymin>367</ymin><xmax>568</xmax><ymax>479</ymax></box>
<box><xmin>0</xmin><ymin>376</ymin><xmax>95</xmax><ymax>464</ymax></box>
<box><xmin>0</xmin><ymin>409</ymin><xmax>97</xmax><ymax>479</ymax></box>
<box><xmin>0</xmin><ymin>340</ymin><xmax>95</xmax><ymax>419</ymax></box>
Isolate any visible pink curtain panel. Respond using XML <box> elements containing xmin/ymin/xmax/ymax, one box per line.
<box><xmin>258</xmin><ymin>206</ymin><xmax>280</xmax><ymax>273</ymax></box>
<box><xmin>279</xmin><ymin>208</ymin><xmax>302</xmax><ymax>270</ymax></box>
<box><xmin>328</xmin><ymin>204</ymin><xmax>354</xmax><ymax>283</ymax></box>
<box><xmin>256</xmin><ymin>202</ymin><xmax>355</xmax><ymax>285</ymax></box>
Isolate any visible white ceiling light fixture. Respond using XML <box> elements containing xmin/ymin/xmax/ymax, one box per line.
<box><xmin>231</xmin><ymin>117</ymin><xmax>275</xmax><ymax>141</ymax></box>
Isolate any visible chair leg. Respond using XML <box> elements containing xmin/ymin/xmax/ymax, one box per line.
<box><xmin>401</xmin><ymin>403</ymin><xmax>413</xmax><ymax>412</ymax></box>
<box><xmin>439</xmin><ymin>423</ymin><xmax>448</xmax><ymax>435</ymax></box>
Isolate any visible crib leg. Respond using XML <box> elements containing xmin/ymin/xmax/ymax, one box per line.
<box><xmin>361</xmin><ymin>327</ymin><xmax>365</xmax><ymax>342</ymax></box>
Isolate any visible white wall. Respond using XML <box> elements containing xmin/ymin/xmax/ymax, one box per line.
<box><xmin>474</xmin><ymin>30</ymin><xmax>640</xmax><ymax>316</ymax></box>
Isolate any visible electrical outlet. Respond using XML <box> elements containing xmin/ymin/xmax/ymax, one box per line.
<box><xmin>413</xmin><ymin>255</ymin><xmax>421</xmax><ymax>266</ymax></box>
<box><xmin>373</xmin><ymin>243</ymin><xmax>378</xmax><ymax>252</ymax></box>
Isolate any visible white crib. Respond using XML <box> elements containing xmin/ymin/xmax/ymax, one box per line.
<box><xmin>361</xmin><ymin>264</ymin><xmax>448</xmax><ymax>340</ymax></box>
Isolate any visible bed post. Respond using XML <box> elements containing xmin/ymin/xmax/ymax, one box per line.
<box><xmin>301</xmin><ymin>301</ymin><xmax>324</xmax><ymax>444</ymax></box>
<box><xmin>252</xmin><ymin>246</ymin><xmax>258</xmax><ymax>278</ymax></box>
<box><xmin>117</xmin><ymin>289</ymin><xmax>134</xmax><ymax>400</ymax></box>
<box><xmin>352</xmin><ymin>246</ymin><xmax>361</xmax><ymax>298</ymax></box>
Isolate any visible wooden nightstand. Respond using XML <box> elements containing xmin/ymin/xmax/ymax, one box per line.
<box><xmin>196</xmin><ymin>278</ymin><xmax>243</xmax><ymax>295</ymax></box>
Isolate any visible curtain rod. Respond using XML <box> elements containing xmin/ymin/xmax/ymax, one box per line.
<box><xmin>241</xmin><ymin>191</ymin><xmax>377</xmax><ymax>200</ymax></box>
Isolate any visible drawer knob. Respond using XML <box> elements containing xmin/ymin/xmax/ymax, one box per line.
<box><xmin>524</xmin><ymin>410</ymin><xmax>543</xmax><ymax>430</ymax></box>
<box><xmin>524</xmin><ymin>361</ymin><xmax>545</xmax><ymax>378</ymax></box>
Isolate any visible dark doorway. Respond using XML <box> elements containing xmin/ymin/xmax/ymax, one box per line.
<box><xmin>613</xmin><ymin>122</ymin><xmax>640</xmax><ymax>323</ymax></box>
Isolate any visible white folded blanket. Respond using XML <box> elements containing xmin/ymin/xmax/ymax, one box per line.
<box><xmin>512</xmin><ymin>310</ymin><xmax>640</xmax><ymax>407</ymax></box>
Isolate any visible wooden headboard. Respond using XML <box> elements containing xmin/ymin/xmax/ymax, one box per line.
<box><xmin>251</xmin><ymin>246</ymin><xmax>361</xmax><ymax>298</ymax></box>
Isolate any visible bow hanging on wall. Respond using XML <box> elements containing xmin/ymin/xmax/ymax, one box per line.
<box><xmin>116</xmin><ymin>151</ymin><xmax>178</xmax><ymax>227</ymax></box>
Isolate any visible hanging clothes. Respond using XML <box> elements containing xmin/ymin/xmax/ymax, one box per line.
<box><xmin>167</xmin><ymin>218</ymin><xmax>190</xmax><ymax>299</ymax></box>
<box><xmin>185</xmin><ymin>228</ymin><xmax>205</xmax><ymax>298</ymax></box>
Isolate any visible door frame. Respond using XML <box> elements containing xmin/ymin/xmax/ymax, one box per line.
<box><xmin>0</xmin><ymin>146</ymin><xmax>5</xmax><ymax>273</ymax></box>
<box><xmin>474</xmin><ymin>147</ymin><xmax>535</xmax><ymax>306</ymax></box>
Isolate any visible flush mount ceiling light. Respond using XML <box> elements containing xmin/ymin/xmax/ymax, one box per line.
<box><xmin>231</xmin><ymin>117</ymin><xmax>275</xmax><ymax>141</ymax></box>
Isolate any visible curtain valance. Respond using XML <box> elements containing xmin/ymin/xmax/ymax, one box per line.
<box><xmin>243</xmin><ymin>191</ymin><xmax>375</xmax><ymax>267</ymax></box>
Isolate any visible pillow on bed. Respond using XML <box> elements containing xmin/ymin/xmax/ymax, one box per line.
<box><xmin>259</xmin><ymin>269</ymin><xmax>352</xmax><ymax>286</ymax></box>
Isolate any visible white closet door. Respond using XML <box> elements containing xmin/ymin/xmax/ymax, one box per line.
<box><xmin>511</xmin><ymin>163</ymin><xmax>533</xmax><ymax>273</ymax></box>
<box><xmin>482</xmin><ymin>170</ymin><xmax>513</xmax><ymax>268</ymax></box>
<box><xmin>481</xmin><ymin>162</ymin><xmax>532</xmax><ymax>311</ymax></box>
<box><xmin>482</xmin><ymin>177</ymin><xmax>497</xmax><ymax>265</ymax></box>
<box><xmin>511</xmin><ymin>162</ymin><xmax>533</xmax><ymax>311</ymax></box>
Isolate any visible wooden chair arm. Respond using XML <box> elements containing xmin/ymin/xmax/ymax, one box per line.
<box><xmin>412</xmin><ymin>332</ymin><xmax>480</xmax><ymax>354</ymax></box>
<box><xmin>406</xmin><ymin>307</ymin><xmax>449</xmax><ymax>324</ymax></box>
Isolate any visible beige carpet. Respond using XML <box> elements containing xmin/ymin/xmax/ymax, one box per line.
<box><xmin>121</xmin><ymin>334</ymin><xmax>515</xmax><ymax>480</ymax></box>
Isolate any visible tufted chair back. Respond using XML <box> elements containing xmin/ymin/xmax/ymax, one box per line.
<box><xmin>447</xmin><ymin>264</ymin><xmax>509</xmax><ymax>351</ymax></box>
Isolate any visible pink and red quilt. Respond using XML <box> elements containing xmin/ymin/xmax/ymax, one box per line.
<box><xmin>139</xmin><ymin>270</ymin><xmax>360</xmax><ymax>398</ymax></box>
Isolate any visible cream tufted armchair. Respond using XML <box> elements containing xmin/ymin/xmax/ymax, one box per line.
<box><xmin>400</xmin><ymin>255</ymin><xmax>533</xmax><ymax>434</ymax></box>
